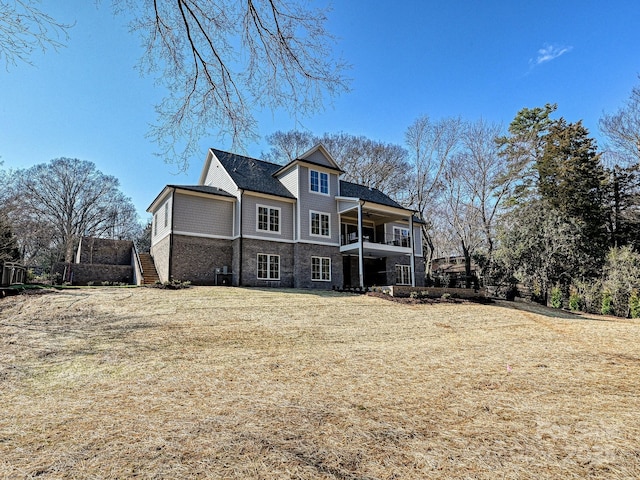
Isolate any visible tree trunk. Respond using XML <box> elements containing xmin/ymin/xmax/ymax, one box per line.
<box><xmin>462</xmin><ymin>242</ymin><xmax>472</xmax><ymax>288</ymax></box>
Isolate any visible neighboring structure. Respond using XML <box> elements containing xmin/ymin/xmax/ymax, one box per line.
<box><xmin>53</xmin><ymin>237</ymin><xmax>136</xmax><ymax>285</ymax></box>
<box><xmin>147</xmin><ymin>145</ymin><xmax>425</xmax><ymax>289</ymax></box>
<box><xmin>431</xmin><ymin>255</ymin><xmax>480</xmax><ymax>288</ymax></box>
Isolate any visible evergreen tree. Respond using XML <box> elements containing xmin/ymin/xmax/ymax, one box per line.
<box><xmin>0</xmin><ymin>214</ymin><xmax>20</xmax><ymax>263</ymax></box>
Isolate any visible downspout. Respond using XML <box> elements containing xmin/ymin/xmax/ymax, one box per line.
<box><xmin>357</xmin><ymin>201</ymin><xmax>364</xmax><ymax>289</ymax></box>
<box><xmin>168</xmin><ymin>187</ymin><xmax>176</xmax><ymax>281</ymax></box>
<box><xmin>409</xmin><ymin>214</ymin><xmax>416</xmax><ymax>287</ymax></box>
<box><xmin>238</xmin><ymin>189</ymin><xmax>244</xmax><ymax>286</ymax></box>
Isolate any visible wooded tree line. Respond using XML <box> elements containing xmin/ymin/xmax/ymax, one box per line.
<box><xmin>263</xmin><ymin>82</ymin><xmax>640</xmax><ymax>317</ymax></box>
<box><xmin>0</xmin><ymin>159</ymin><xmax>141</xmax><ymax>271</ymax></box>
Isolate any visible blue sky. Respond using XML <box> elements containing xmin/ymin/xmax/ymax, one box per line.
<box><xmin>1</xmin><ymin>1</ymin><xmax>639</xmax><ymax>221</ymax></box>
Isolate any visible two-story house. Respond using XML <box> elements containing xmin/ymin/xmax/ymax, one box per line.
<box><xmin>147</xmin><ymin>144</ymin><xmax>425</xmax><ymax>289</ymax></box>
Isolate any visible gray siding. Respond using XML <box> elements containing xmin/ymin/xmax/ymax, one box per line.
<box><xmin>151</xmin><ymin>195</ymin><xmax>173</xmax><ymax>246</ymax></box>
<box><xmin>413</xmin><ymin>225</ymin><xmax>423</xmax><ymax>257</ymax></box>
<box><xmin>242</xmin><ymin>194</ymin><xmax>295</xmax><ymax>241</ymax></box>
<box><xmin>173</xmin><ymin>192</ymin><xmax>234</xmax><ymax>238</ymax></box>
<box><xmin>305</xmin><ymin>150</ymin><xmax>334</xmax><ymax>168</ymax></box>
<box><xmin>298</xmin><ymin>165</ymin><xmax>340</xmax><ymax>244</ymax></box>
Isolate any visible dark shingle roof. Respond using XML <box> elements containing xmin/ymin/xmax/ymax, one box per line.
<box><xmin>339</xmin><ymin>181</ymin><xmax>404</xmax><ymax>209</ymax></box>
<box><xmin>170</xmin><ymin>185</ymin><xmax>236</xmax><ymax>198</ymax></box>
<box><xmin>211</xmin><ymin>149</ymin><xmax>295</xmax><ymax>199</ymax></box>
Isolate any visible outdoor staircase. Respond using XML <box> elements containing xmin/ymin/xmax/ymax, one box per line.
<box><xmin>138</xmin><ymin>253</ymin><xmax>160</xmax><ymax>285</ymax></box>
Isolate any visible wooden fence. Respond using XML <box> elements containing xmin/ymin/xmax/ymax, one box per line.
<box><xmin>1</xmin><ymin>262</ymin><xmax>27</xmax><ymax>287</ymax></box>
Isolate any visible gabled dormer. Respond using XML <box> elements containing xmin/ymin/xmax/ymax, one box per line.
<box><xmin>272</xmin><ymin>143</ymin><xmax>343</xmax><ymax>199</ymax></box>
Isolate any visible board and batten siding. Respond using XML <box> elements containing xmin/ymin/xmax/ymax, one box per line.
<box><xmin>241</xmin><ymin>194</ymin><xmax>294</xmax><ymax>241</ymax></box>
<box><xmin>297</xmin><ymin>165</ymin><xmax>339</xmax><ymax>245</ymax></box>
<box><xmin>172</xmin><ymin>192</ymin><xmax>234</xmax><ymax>238</ymax></box>
<box><xmin>151</xmin><ymin>195</ymin><xmax>173</xmax><ymax>246</ymax></box>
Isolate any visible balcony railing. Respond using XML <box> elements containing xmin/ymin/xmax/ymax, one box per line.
<box><xmin>340</xmin><ymin>232</ymin><xmax>411</xmax><ymax>248</ymax></box>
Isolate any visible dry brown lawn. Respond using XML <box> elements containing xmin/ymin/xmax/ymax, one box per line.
<box><xmin>0</xmin><ymin>286</ymin><xmax>639</xmax><ymax>479</ymax></box>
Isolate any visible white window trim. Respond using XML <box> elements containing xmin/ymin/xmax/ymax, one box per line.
<box><xmin>256</xmin><ymin>204</ymin><xmax>281</xmax><ymax>234</ymax></box>
<box><xmin>311</xmin><ymin>256</ymin><xmax>331</xmax><ymax>282</ymax></box>
<box><xmin>309</xmin><ymin>210</ymin><xmax>331</xmax><ymax>238</ymax></box>
<box><xmin>309</xmin><ymin>169</ymin><xmax>330</xmax><ymax>196</ymax></box>
<box><xmin>153</xmin><ymin>214</ymin><xmax>158</xmax><ymax>236</ymax></box>
<box><xmin>393</xmin><ymin>226</ymin><xmax>410</xmax><ymax>247</ymax></box>
<box><xmin>164</xmin><ymin>203</ymin><xmax>169</xmax><ymax>228</ymax></box>
<box><xmin>396</xmin><ymin>264</ymin><xmax>411</xmax><ymax>285</ymax></box>
<box><xmin>257</xmin><ymin>253</ymin><xmax>280</xmax><ymax>280</ymax></box>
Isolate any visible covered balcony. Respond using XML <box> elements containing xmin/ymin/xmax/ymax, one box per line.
<box><xmin>337</xmin><ymin>196</ymin><xmax>417</xmax><ymax>287</ymax></box>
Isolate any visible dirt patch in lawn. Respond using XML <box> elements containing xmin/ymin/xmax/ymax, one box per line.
<box><xmin>1</xmin><ymin>286</ymin><xmax>639</xmax><ymax>479</ymax></box>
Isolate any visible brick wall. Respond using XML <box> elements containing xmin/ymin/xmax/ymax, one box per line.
<box><xmin>150</xmin><ymin>235</ymin><xmax>171</xmax><ymax>283</ymax></box>
<box><xmin>170</xmin><ymin>234</ymin><xmax>233</xmax><ymax>285</ymax></box>
<box><xmin>77</xmin><ymin>237</ymin><xmax>133</xmax><ymax>265</ymax></box>
<box><xmin>240</xmin><ymin>238</ymin><xmax>294</xmax><ymax>287</ymax></box>
<box><xmin>293</xmin><ymin>243</ymin><xmax>342</xmax><ymax>289</ymax></box>
<box><xmin>53</xmin><ymin>263</ymin><xmax>133</xmax><ymax>285</ymax></box>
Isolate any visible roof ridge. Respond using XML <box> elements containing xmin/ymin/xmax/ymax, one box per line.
<box><xmin>210</xmin><ymin>148</ymin><xmax>283</xmax><ymax>168</ymax></box>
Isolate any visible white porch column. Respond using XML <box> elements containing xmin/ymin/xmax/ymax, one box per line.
<box><xmin>409</xmin><ymin>214</ymin><xmax>416</xmax><ymax>287</ymax></box>
<box><xmin>357</xmin><ymin>202</ymin><xmax>364</xmax><ymax>288</ymax></box>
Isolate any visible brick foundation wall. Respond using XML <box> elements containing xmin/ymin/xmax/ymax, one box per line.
<box><xmin>170</xmin><ymin>235</ymin><xmax>233</xmax><ymax>285</ymax></box>
<box><xmin>150</xmin><ymin>235</ymin><xmax>171</xmax><ymax>283</ymax></box>
<box><xmin>293</xmin><ymin>243</ymin><xmax>342</xmax><ymax>289</ymax></box>
<box><xmin>240</xmin><ymin>239</ymin><xmax>294</xmax><ymax>287</ymax></box>
<box><xmin>78</xmin><ymin>237</ymin><xmax>133</xmax><ymax>265</ymax></box>
<box><xmin>53</xmin><ymin>263</ymin><xmax>133</xmax><ymax>285</ymax></box>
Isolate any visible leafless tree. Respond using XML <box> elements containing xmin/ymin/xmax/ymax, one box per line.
<box><xmin>263</xmin><ymin>130</ymin><xmax>315</xmax><ymax>164</ymax></box>
<box><xmin>13</xmin><ymin>158</ymin><xmax>140</xmax><ymax>263</ymax></box>
<box><xmin>264</xmin><ymin>130</ymin><xmax>409</xmax><ymax>201</ymax></box>
<box><xmin>0</xmin><ymin>0</ymin><xmax>71</xmax><ymax>68</ymax></box>
<box><xmin>115</xmin><ymin>0</ymin><xmax>349</xmax><ymax>169</ymax></box>
<box><xmin>459</xmin><ymin>119</ymin><xmax>507</xmax><ymax>264</ymax></box>
<box><xmin>2</xmin><ymin>1</ymin><xmax>348</xmax><ymax>168</ymax></box>
<box><xmin>404</xmin><ymin>115</ymin><xmax>464</xmax><ymax>273</ymax></box>
<box><xmin>600</xmin><ymin>81</ymin><xmax>640</xmax><ymax>166</ymax></box>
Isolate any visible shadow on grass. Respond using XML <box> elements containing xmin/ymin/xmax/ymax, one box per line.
<box><xmin>493</xmin><ymin>299</ymin><xmax>618</xmax><ymax>322</ymax></box>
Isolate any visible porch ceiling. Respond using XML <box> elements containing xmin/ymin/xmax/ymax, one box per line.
<box><xmin>339</xmin><ymin>209</ymin><xmax>408</xmax><ymax>225</ymax></box>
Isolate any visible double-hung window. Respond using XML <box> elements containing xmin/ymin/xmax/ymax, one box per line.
<box><xmin>396</xmin><ymin>264</ymin><xmax>411</xmax><ymax>285</ymax></box>
<box><xmin>393</xmin><ymin>227</ymin><xmax>410</xmax><ymax>247</ymax></box>
<box><xmin>311</xmin><ymin>256</ymin><xmax>331</xmax><ymax>281</ymax></box>
<box><xmin>257</xmin><ymin>254</ymin><xmax>280</xmax><ymax>280</ymax></box>
<box><xmin>257</xmin><ymin>205</ymin><xmax>280</xmax><ymax>233</ymax></box>
<box><xmin>310</xmin><ymin>170</ymin><xmax>329</xmax><ymax>195</ymax></box>
<box><xmin>310</xmin><ymin>211</ymin><xmax>330</xmax><ymax>237</ymax></box>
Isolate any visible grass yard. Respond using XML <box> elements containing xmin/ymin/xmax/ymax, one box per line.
<box><xmin>1</xmin><ymin>287</ymin><xmax>639</xmax><ymax>479</ymax></box>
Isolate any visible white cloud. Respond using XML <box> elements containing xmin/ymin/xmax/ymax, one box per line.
<box><xmin>531</xmin><ymin>44</ymin><xmax>573</xmax><ymax>66</ymax></box>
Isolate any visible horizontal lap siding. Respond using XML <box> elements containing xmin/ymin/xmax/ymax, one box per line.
<box><xmin>204</xmin><ymin>154</ymin><xmax>238</xmax><ymax>195</ymax></box>
<box><xmin>151</xmin><ymin>195</ymin><xmax>173</xmax><ymax>246</ymax></box>
<box><xmin>242</xmin><ymin>195</ymin><xmax>294</xmax><ymax>241</ymax></box>
<box><xmin>298</xmin><ymin>166</ymin><xmax>339</xmax><ymax>244</ymax></box>
<box><xmin>173</xmin><ymin>192</ymin><xmax>233</xmax><ymax>238</ymax></box>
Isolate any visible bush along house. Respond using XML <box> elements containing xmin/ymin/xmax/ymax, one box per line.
<box><xmin>147</xmin><ymin>144</ymin><xmax>425</xmax><ymax>289</ymax></box>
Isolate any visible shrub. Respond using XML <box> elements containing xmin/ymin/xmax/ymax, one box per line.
<box><xmin>409</xmin><ymin>291</ymin><xmax>419</xmax><ymax>299</ymax></box>
<box><xmin>550</xmin><ymin>286</ymin><xmax>562</xmax><ymax>309</ymax></box>
<box><xmin>568</xmin><ymin>291</ymin><xmax>582</xmax><ymax>311</ymax></box>
<box><xmin>630</xmin><ymin>290</ymin><xmax>640</xmax><ymax>319</ymax></box>
<box><xmin>150</xmin><ymin>279</ymin><xmax>192</xmax><ymax>290</ymax></box>
<box><xmin>601</xmin><ymin>291</ymin><xmax>614</xmax><ymax>316</ymax></box>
